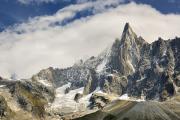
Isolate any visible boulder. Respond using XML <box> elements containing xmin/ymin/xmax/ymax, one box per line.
<box><xmin>89</xmin><ymin>93</ymin><xmax>112</xmax><ymax>109</ymax></box>
<box><xmin>74</xmin><ymin>93</ymin><xmax>83</xmax><ymax>103</ymax></box>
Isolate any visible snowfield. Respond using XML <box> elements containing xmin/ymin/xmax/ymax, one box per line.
<box><xmin>49</xmin><ymin>82</ymin><xmax>145</xmax><ymax>114</ymax></box>
<box><xmin>49</xmin><ymin>83</ymin><xmax>90</xmax><ymax>113</ymax></box>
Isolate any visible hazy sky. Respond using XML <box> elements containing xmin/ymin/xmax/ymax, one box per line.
<box><xmin>0</xmin><ymin>0</ymin><xmax>180</xmax><ymax>79</ymax></box>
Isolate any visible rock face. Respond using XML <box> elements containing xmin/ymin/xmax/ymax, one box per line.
<box><xmin>74</xmin><ymin>93</ymin><xmax>83</xmax><ymax>102</ymax></box>
<box><xmin>101</xmin><ymin>74</ymin><xmax>128</xmax><ymax>95</ymax></box>
<box><xmin>127</xmin><ymin>37</ymin><xmax>177</xmax><ymax>100</ymax></box>
<box><xmin>107</xmin><ymin>23</ymin><xmax>144</xmax><ymax>76</ymax></box>
<box><xmin>0</xmin><ymin>95</ymin><xmax>13</xmax><ymax>120</ymax></box>
<box><xmin>10</xmin><ymin>81</ymin><xmax>55</xmax><ymax>117</ymax></box>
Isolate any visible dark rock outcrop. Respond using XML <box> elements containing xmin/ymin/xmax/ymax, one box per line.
<box><xmin>0</xmin><ymin>95</ymin><xmax>13</xmax><ymax>120</ymax></box>
<box><xmin>89</xmin><ymin>93</ymin><xmax>112</xmax><ymax>109</ymax></box>
<box><xmin>101</xmin><ymin>74</ymin><xmax>128</xmax><ymax>95</ymax></box>
<box><xmin>0</xmin><ymin>79</ymin><xmax>55</xmax><ymax>119</ymax></box>
<box><xmin>74</xmin><ymin>93</ymin><xmax>83</xmax><ymax>103</ymax></box>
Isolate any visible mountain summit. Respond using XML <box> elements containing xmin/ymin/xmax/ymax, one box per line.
<box><xmin>122</xmin><ymin>22</ymin><xmax>136</xmax><ymax>37</ymax></box>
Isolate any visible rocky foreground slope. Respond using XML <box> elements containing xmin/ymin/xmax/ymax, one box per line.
<box><xmin>73</xmin><ymin>97</ymin><xmax>180</xmax><ymax>120</ymax></box>
<box><xmin>0</xmin><ymin>23</ymin><xmax>180</xmax><ymax>120</ymax></box>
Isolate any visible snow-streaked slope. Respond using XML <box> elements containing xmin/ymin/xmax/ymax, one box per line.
<box><xmin>96</xmin><ymin>59</ymin><xmax>107</xmax><ymax>73</ymax></box>
<box><xmin>49</xmin><ymin>83</ymin><xmax>90</xmax><ymax>113</ymax></box>
<box><xmin>96</xmin><ymin>46</ymin><xmax>112</xmax><ymax>73</ymax></box>
<box><xmin>49</xmin><ymin>84</ymin><xmax>112</xmax><ymax>114</ymax></box>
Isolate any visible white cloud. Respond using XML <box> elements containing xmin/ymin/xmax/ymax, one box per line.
<box><xmin>0</xmin><ymin>1</ymin><xmax>180</xmax><ymax>79</ymax></box>
<box><xmin>17</xmin><ymin>0</ymin><xmax>57</xmax><ymax>4</ymax></box>
<box><xmin>17</xmin><ymin>0</ymin><xmax>124</xmax><ymax>4</ymax></box>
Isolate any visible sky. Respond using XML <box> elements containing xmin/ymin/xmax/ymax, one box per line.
<box><xmin>1</xmin><ymin>0</ymin><xmax>180</xmax><ymax>31</ymax></box>
<box><xmin>0</xmin><ymin>0</ymin><xmax>180</xmax><ymax>79</ymax></box>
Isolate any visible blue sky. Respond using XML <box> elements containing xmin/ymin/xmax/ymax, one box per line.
<box><xmin>0</xmin><ymin>0</ymin><xmax>180</xmax><ymax>78</ymax></box>
<box><xmin>0</xmin><ymin>0</ymin><xmax>180</xmax><ymax>31</ymax></box>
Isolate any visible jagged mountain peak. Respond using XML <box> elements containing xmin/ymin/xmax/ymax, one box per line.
<box><xmin>106</xmin><ymin>23</ymin><xmax>146</xmax><ymax>76</ymax></box>
<box><xmin>121</xmin><ymin>22</ymin><xmax>137</xmax><ymax>41</ymax></box>
<box><xmin>122</xmin><ymin>23</ymin><xmax>133</xmax><ymax>34</ymax></box>
<box><xmin>120</xmin><ymin>23</ymin><xmax>148</xmax><ymax>47</ymax></box>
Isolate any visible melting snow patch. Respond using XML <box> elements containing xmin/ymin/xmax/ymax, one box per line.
<box><xmin>107</xmin><ymin>74</ymin><xmax>114</xmax><ymax>77</ymax></box>
<box><xmin>136</xmin><ymin>76</ymin><xmax>146</xmax><ymax>82</ymax></box>
<box><xmin>162</xmin><ymin>48</ymin><xmax>167</xmax><ymax>56</ymax></box>
<box><xmin>0</xmin><ymin>85</ymin><xmax>6</xmax><ymax>88</ymax></box>
<box><xmin>119</xmin><ymin>94</ymin><xmax>145</xmax><ymax>102</ymax></box>
<box><xmin>96</xmin><ymin>60</ymin><xmax>106</xmax><ymax>72</ymax></box>
<box><xmin>96</xmin><ymin>46</ymin><xmax>111</xmax><ymax>73</ymax></box>
<box><xmin>38</xmin><ymin>79</ymin><xmax>52</xmax><ymax>87</ymax></box>
<box><xmin>119</xmin><ymin>94</ymin><xmax>129</xmax><ymax>100</ymax></box>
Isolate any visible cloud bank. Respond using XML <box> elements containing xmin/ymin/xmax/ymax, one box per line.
<box><xmin>17</xmin><ymin>0</ymin><xmax>57</xmax><ymax>4</ymax></box>
<box><xmin>1</xmin><ymin>1</ymin><xmax>180</xmax><ymax>79</ymax></box>
<box><xmin>17</xmin><ymin>0</ymin><xmax>105</xmax><ymax>4</ymax></box>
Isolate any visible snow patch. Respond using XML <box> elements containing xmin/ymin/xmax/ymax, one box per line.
<box><xmin>107</xmin><ymin>74</ymin><xmax>114</xmax><ymax>77</ymax></box>
<box><xmin>95</xmin><ymin>90</ymin><xmax>107</xmax><ymax>95</ymax></box>
<box><xmin>119</xmin><ymin>94</ymin><xmax>129</xmax><ymax>100</ymax></box>
<box><xmin>96</xmin><ymin>46</ymin><xmax>111</xmax><ymax>73</ymax></box>
<box><xmin>0</xmin><ymin>85</ymin><xmax>6</xmax><ymax>88</ymax></box>
<box><xmin>119</xmin><ymin>94</ymin><xmax>145</xmax><ymax>102</ymax></box>
<box><xmin>136</xmin><ymin>76</ymin><xmax>146</xmax><ymax>82</ymax></box>
<box><xmin>96</xmin><ymin>59</ymin><xmax>107</xmax><ymax>72</ymax></box>
<box><xmin>38</xmin><ymin>79</ymin><xmax>52</xmax><ymax>87</ymax></box>
<box><xmin>162</xmin><ymin>48</ymin><xmax>167</xmax><ymax>56</ymax></box>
